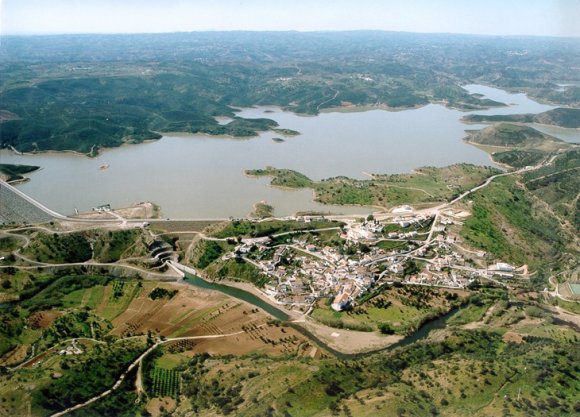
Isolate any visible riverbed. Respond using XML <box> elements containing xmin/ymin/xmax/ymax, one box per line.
<box><xmin>2</xmin><ymin>84</ymin><xmax>577</xmax><ymax>218</ymax></box>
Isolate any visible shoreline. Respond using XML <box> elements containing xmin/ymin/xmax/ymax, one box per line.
<box><xmin>244</xmin><ymin>170</ymin><xmax>383</xmax><ymax>215</ymax></box>
<box><xmin>3</xmin><ymin>137</ymin><xmax>162</xmax><ymax>159</ymax></box>
<box><xmin>463</xmin><ymin>140</ymin><xmax>513</xmax><ymax>170</ymax></box>
<box><xmin>5</xmin><ymin>105</ymin><xmax>576</xmax><ymax>162</ymax></box>
<box><xmin>460</xmin><ymin>118</ymin><xmax>580</xmax><ymax>131</ymax></box>
<box><xmin>320</xmin><ymin>103</ymin><xmax>425</xmax><ymax>114</ymax></box>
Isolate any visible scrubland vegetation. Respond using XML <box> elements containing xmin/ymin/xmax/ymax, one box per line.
<box><xmin>247</xmin><ymin>164</ymin><xmax>500</xmax><ymax>207</ymax></box>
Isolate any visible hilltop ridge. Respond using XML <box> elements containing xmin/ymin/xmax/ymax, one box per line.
<box><xmin>463</xmin><ymin>107</ymin><xmax>580</xmax><ymax>128</ymax></box>
<box><xmin>464</xmin><ymin>123</ymin><xmax>563</xmax><ymax>148</ymax></box>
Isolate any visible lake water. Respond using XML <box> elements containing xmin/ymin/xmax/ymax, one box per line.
<box><xmin>2</xmin><ymin>84</ymin><xmax>578</xmax><ymax>218</ymax></box>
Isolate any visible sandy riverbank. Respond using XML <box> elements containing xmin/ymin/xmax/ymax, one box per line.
<box><xmin>178</xmin><ymin>274</ymin><xmax>404</xmax><ymax>354</ymax></box>
<box><xmin>300</xmin><ymin>318</ymin><xmax>403</xmax><ymax>354</ymax></box>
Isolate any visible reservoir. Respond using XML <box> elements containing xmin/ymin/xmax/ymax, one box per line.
<box><xmin>1</xmin><ymin>85</ymin><xmax>577</xmax><ymax>218</ymax></box>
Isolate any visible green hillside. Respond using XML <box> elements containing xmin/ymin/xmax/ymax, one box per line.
<box><xmin>3</xmin><ymin>31</ymin><xmax>579</xmax><ymax>154</ymax></box>
<box><xmin>463</xmin><ymin>107</ymin><xmax>580</xmax><ymax>128</ymax></box>
<box><xmin>465</xmin><ymin>123</ymin><xmax>561</xmax><ymax>147</ymax></box>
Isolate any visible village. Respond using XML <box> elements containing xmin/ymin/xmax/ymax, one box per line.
<box><xmin>220</xmin><ymin>209</ymin><xmax>522</xmax><ymax>313</ymax></box>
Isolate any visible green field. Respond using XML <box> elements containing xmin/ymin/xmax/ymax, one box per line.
<box><xmin>0</xmin><ymin>260</ymin><xmax>578</xmax><ymax>417</ymax></box>
<box><xmin>447</xmin><ymin>303</ymin><xmax>489</xmax><ymax>326</ymax></box>
<box><xmin>150</xmin><ymin>367</ymin><xmax>180</xmax><ymax>398</ymax></box>
<box><xmin>60</xmin><ymin>279</ymin><xmax>141</xmax><ymax>320</ymax></box>
<box><xmin>375</xmin><ymin>239</ymin><xmax>411</xmax><ymax>252</ymax></box>
<box><xmin>313</xmin><ymin>285</ymin><xmax>463</xmax><ymax>335</ymax></box>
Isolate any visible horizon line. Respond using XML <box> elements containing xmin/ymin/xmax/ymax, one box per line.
<box><xmin>2</xmin><ymin>28</ymin><xmax>579</xmax><ymax>40</ymax></box>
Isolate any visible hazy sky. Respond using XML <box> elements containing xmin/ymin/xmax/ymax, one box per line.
<box><xmin>2</xmin><ymin>0</ymin><xmax>580</xmax><ymax>37</ymax></box>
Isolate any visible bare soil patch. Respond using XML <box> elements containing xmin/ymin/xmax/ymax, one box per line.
<box><xmin>109</xmin><ymin>283</ymin><xmax>281</xmax><ymax>339</ymax></box>
<box><xmin>28</xmin><ymin>310</ymin><xmax>62</xmax><ymax>329</ymax></box>
<box><xmin>552</xmin><ymin>306</ymin><xmax>580</xmax><ymax>328</ymax></box>
<box><xmin>114</xmin><ymin>202</ymin><xmax>159</xmax><ymax>219</ymax></box>
<box><xmin>0</xmin><ymin>345</ymin><xmax>28</xmax><ymax>366</ymax></box>
<box><xmin>502</xmin><ymin>331</ymin><xmax>525</xmax><ymax>344</ymax></box>
<box><xmin>109</xmin><ymin>284</ymin><xmax>219</xmax><ymax>336</ymax></box>
<box><xmin>151</xmin><ymin>220</ymin><xmax>220</xmax><ymax>233</ymax></box>
<box><xmin>146</xmin><ymin>397</ymin><xmax>176</xmax><ymax>417</ymax></box>
<box><xmin>300</xmin><ymin>319</ymin><xmax>403</xmax><ymax>354</ymax></box>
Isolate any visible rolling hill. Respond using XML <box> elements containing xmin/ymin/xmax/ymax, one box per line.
<box><xmin>463</xmin><ymin>107</ymin><xmax>580</xmax><ymax>128</ymax></box>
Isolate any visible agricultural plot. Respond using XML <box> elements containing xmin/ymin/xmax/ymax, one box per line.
<box><xmin>98</xmin><ymin>281</ymin><xmax>142</xmax><ymax>320</ymax></box>
<box><xmin>447</xmin><ymin>303</ymin><xmax>490</xmax><ymax>326</ymax></box>
<box><xmin>85</xmin><ymin>285</ymin><xmax>105</xmax><ymax>310</ymax></box>
<box><xmin>59</xmin><ymin>280</ymin><xmax>141</xmax><ymax>320</ymax></box>
<box><xmin>150</xmin><ymin>367</ymin><xmax>180</xmax><ymax>398</ymax></box>
<box><xmin>174</xmin><ymin>321</ymin><xmax>322</xmax><ymax>358</ymax></box>
<box><xmin>108</xmin><ymin>283</ymin><xmax>268</xmax><ymax>339</ymax></box>
<box><xmin>61</xmin><ymin>288</ymin><xmax>87</xmax><ymax>308</ymax></box>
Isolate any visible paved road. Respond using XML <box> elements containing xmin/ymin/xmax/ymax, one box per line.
<box><xmin>361</xmin><ymin>152</ymin><xmax>561</xmax><ymax>268</ymax></box>
<box><xmin>2</xmin><ymin>179</ymin><xmax>228</xmax><ymax>225</ymax></box>
<box><xmin>0</xmin><ymin>258</ymin><xmax>180</xmax><ymax>281</ymax></box>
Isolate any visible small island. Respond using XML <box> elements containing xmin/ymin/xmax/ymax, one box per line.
<box><xmin>272</xmin><ymin>128</ymin><xmax>301</xmax><ymax>136</ymax></box>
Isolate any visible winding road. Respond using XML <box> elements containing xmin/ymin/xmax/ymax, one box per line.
<box><xmin>48</xmin><ymin>331</ymin><xmax>246</xmax><ymax>417</ymax></box>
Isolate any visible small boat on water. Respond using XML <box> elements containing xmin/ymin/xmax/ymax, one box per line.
<box><xmin>99</xmin><ymin>164</ymin><xmax>109</xmax><ymax>170</ymax></box>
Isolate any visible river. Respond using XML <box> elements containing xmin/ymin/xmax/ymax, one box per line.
<box><xmin>184</xmin><ymin>274</ymin><xmax>291</xmax><ymax>321</ymax></box>
<box><xmin>1</xmin><ymin>84</ymin><xmax>578</xmax><ymax>218</ymax></box>
<box><xmin>183</xmin><ymin>273</ymin><xmax>464</xmax><ymax>359</ymax></box>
